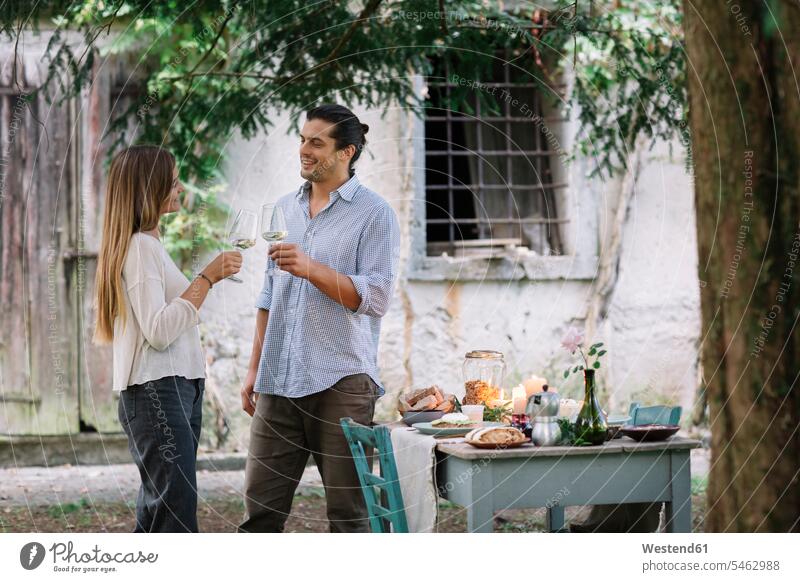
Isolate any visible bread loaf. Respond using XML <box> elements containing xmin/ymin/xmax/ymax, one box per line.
<box><xmin>411</xmin><ymin>394</ymin><xmax>439</xmax><ymax>411</ymax></box>
<box><xmin>399</xmin><ymin>386</ymin><xmax>456</xmax><ymax>414</ymax></box>
<box><xmin>406</xmin><ymin>386</ymin><xmax>439</xmax><ymax>407</ymax></box>
<box><xmin>465</xmin><ymin>426</ymin><xmax>526</xmax><ymax>445</ymax></box>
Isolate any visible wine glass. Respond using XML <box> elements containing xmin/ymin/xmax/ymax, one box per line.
<box><xmin>260</xmin><ymin>203</ymin><xmax>288</xmax><ymax>276</ymax></box>
<box><xmin>226</xmin><ymin>209</ymin><xmax>258</xmax><ymax>283</ymax></box>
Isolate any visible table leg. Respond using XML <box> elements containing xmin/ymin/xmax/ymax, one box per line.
<box><xmin>664</xmin><ymin>450</ymin><xmax>692</xmax><ymax>532</ymax></box>
<box><xmin>546</xmin><ymin>505</ymin><xmax>565</xmax><ymax>532</ymax></box>
<box><xmin>467</xmin><ymin>461</ymin><xmax>494</xmax><ymax>533</ymax></box>
<box><xmin>467</xmin><ymin>499</ymin><xmax>494</xmax><ymax>533</ymax></box>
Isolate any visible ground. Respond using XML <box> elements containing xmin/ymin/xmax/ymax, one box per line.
<box><xmin>0</xmin><ymin>491</ymin><xmax>707</xmax><ymax>533</ymax></box>
<box><xmin>0</xmin><ymin>449</ymin><xmax>709</xmax><ymax>532</ymax></box>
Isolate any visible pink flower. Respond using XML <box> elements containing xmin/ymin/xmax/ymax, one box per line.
<box><xmin>561</xmin><ymin>327</ymin><xmax>584</xmax><ymax>353</ymax></box>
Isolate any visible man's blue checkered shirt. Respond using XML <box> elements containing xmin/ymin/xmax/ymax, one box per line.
<box><xmin>253</xmin><ymin>174</ymin><xmax>400</xmax><ymax>399</ymax></box>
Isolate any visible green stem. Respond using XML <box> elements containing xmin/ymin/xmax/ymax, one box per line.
<box><xmin>578</xmin><ymin>346</ymin><xmax>589</xmax><ymax>369</ymax></box>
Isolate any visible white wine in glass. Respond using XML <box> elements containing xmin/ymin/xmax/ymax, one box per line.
<box><xmin>261</xmin><ymin>203</ymin><xmax>288</xmax><ymax>276</ymax></box>
<box><xmin>231</xmin><ymin>238</ymin><xmax>257</xmax><ymax>250</ymax></box>
<box><xmin>226</xmin><ymin>209</ymin><xmax>258</xmax><ymax>282</ymax></box>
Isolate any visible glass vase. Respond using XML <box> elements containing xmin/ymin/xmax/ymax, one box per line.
<box><xmin>574</xmin><ymin>369</ymin><xmax>608</xmax><ymax>445</ymax></box>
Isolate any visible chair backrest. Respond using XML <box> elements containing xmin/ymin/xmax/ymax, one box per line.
<box><xmin>632</xmin><ymin>405</ymin><xmax>681</xmax><ymax>426</ymax></box>
<box><xmin>340</xmin><ymin>418</ymin><xmax>409</xmax><ymax>533</ymax></box>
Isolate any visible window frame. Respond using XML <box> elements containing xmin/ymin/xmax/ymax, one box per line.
<box><xmin>408</xmin><ymin>69</ymin><xmax>600</xmax><ymax>282</ymax></box>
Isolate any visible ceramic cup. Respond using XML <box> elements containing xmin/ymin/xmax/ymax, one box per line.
<box><xmin>461</xmin><ymin>404</ymin><xmax>485</xmax><ymax>422</ymax></box>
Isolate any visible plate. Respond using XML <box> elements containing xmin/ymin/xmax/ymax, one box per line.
<box><xmin>620</xmin><ymin>424</ymin><xmax>680</xmax><ymax>442</ymax></box>
<box><xmin>466</xmin><ymin>439</ymin><xmax>529</xmax><ymax>449</ymax></box>
<box><xmin>401</xmin><ymin>410</ymin><xmax>445</xmax><ymax>426</ymax></box>
<box><xmin>412</xmin><ymin>421</ymin><xmax>505</xmax><ymax>437</ymax></box>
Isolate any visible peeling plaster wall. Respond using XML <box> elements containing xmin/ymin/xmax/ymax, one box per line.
<box><xmin>205</xmin><ymin>105</ymin><xmax>701</xmax><ymax>451</ymax></box>
<box><xmin>0</xmin><ymin>32</ymin><xmax>700</xmax><ymax>450</ymax></box>
<box><xmin>601</xmin><ymin>142</ymin><xmax>701</xmax><ymax>415</ymax></box>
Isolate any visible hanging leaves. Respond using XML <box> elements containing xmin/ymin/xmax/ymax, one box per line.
<box><xmin>3</xmin><ymin>0</ymin><xmax>686</xmax><ymax>183</ymax></box>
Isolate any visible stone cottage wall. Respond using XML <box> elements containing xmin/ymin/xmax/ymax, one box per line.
<box><xmin>200</xmin><ymin>106</ymin><xmax>701</xmax><ymax>452</ymax></box>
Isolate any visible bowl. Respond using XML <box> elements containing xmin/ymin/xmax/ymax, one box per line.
<box><xmin>607</xmin><ymin>414</ymin><xmax>631</xmax><ymax>426</ymax></box>
<box><xmin>401</xmin><ymin>410</ymin><xmax>445</xmax><ymax>426</ymax></box>
<box><xmin>605</xmin><ymin>414</ymin><xmax>632</xmax><ymax>440</ymax></box>
<box><xmin>620</xmin><ymin>424</ymin><xmax>680</xmax><ymax>442</ymax></box>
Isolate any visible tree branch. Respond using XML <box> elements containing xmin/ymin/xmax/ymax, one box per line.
<box><xmin>172</xmin><ymin>9</ymin><xmax>238</xmax><ymax>129</ymax></box>
<box><xmin>73</xmin><ymin>1</ymin><xmax>126</xmax><ymax>72</ymax></box>
<box><xmin>165</xmin><ymin>1</ymin><xmax>383</xmax><ymax>90</ymax></box>
<box><xmin>162</xmin><ymin>71</ymin><xmax>277</xmax><ymax>81</ymax></box>
<box><xmin>185</xmin><ymin>8</ymin><xmax>237</xmax><ymax>78</ymax></box>
<box><xmin>258</xmin><ymin>0</ymin><xmax>384</xmax><ymax>90</ymax></box>
<box><xmin>314</xmin><ymin>0</ymin><xmax>383</xmax><ymax>73</ymax></box>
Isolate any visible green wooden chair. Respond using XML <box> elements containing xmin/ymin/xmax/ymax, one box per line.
<box><xmin>632</xmin><ymin>405</ymin><xmax>682</xmax><ymax>426</ymax></box>
<box><xmin>340</xmin><ymin>418</ymin><xmax>409</xmax><ymax>533</ymax></box>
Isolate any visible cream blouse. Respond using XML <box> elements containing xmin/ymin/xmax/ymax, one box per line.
<box><xmin>112</xmin><ymin>232</ymin><xmax>206</xmax><ymax>391</ymax></box>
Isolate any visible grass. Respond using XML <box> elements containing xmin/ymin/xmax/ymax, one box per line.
<box><xmin>0</xmin><ymin>490</ymin><xmax>707</xmax><ymax>533</ymax></box>
<box><xmin>691</xmin><ymin>475</ymin><xmax>708</xmax><ymax>496</ymax></box>
<box><xmin>46</xmin><ymin>497</ymin><xmax>92</xmax><ymax>518</ymax></box>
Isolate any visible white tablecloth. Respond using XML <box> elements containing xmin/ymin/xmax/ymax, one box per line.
<box><xmin>388</xmin><ymin>424</ymin><xmax>464</xmax><ymax>532</ymax></box>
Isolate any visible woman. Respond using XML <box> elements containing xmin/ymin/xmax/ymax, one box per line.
<box><xmin>93</xmin><ymin>145</ymin><xmax>241</xmax><ymax>532</ymax></box>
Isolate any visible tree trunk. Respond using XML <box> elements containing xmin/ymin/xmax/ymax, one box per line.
<box><xmin>683</xmin><ymin>0</ymin><xmax>800</xmax><ymax>531</ymax></box>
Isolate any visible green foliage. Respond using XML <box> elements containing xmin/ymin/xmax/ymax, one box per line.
<box><xmin>483</xmin><ymin>400</ymin><xmax>512</xmax><ymax>422</ymax></box>
<box><xmin>554</xmin><ymin>1</ymin><xmax>688</xmax><ymax>176</ymax></box>
<box><xmin>4</xmin><ymin>0</ymin><xmax>688</xmax><ymax>184</ymax></box>
<box><xmin>160</xmin><ymin>180</ymin><xmax>231</xmax><ymax>277</ymax></box>
<box><xmin>1</xmin><ymin>1</ymin><xmax>688</xmax><ymax>271</ymax></box>
<box><xmin>564</xmin><ymin>341</ymin><xmax>606</xmax><ymax>380</ymax></box>
<box><xmin>47</xmin><ymin>497</ymin><xmax>92</xmax><ymax>518</ymax></box>
<box><xmin>691</xmin><ymin>475</ymin><xmax>708</xmax><ymax>496</ymax></box>
<box><xmin>556</xmin><ymin>417</ymin><xmax>592</xmax><ymax>446</ymax></box>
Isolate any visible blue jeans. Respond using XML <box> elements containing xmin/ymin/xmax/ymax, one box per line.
<box><xmin>119</xmin><ymin>375</ymin><xmax>204</xmax><ymax>532</ymax></box>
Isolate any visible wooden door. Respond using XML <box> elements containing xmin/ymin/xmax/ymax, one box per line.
<box><xmin>74</xmin><ymin>59</ymin><xmax>133</xmax><ymax>433</ymax></box>
<box><xmin>0</xmin><ymin>67</ymin><xmax>81</xmax><ymax>435</ymax></box>
<box><xmin>0</xmin><ymin>50</ymin><xmax>133</xmax><ymax>436</ymax></box>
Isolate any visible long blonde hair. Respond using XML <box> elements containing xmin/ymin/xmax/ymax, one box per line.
<box><xmin>93</xmin><ymin>145</ymin><xmax>176</xmax><ymax>343</ymax></box>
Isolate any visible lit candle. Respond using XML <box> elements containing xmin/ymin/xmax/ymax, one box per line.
<box><xmin>512</xmin><ymin>385</ymin><xmax>527</xmax><ymax>415</ymax></box>
<box><xmin>523</xmin><ymin>375</ymin><xmax>548</xmax><ymax>398</ymax></box>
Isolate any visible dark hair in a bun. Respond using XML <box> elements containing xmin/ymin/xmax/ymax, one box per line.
<box><xmin>307</xmin><ymin>103</ymin><xmax>369</xmax><ymax>177</ymax></box>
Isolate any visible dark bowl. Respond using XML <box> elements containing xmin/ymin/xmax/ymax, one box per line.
<box><xmin>620</xmin><ymin>424</ymin><xmax>680</xmax><ymax>442</ymax></box>
<box><xmin>401</xmin><ymin>410</ymin><xmax>445</xmax><ymax>426</ymax></box>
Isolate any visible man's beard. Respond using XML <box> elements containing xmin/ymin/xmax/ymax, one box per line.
<box><xmin>302</xmin><ymin>157</ymin><xmax>336</xmax><ymax>181</ymax></box>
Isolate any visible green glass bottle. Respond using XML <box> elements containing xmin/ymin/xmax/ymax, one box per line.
<box><xmin>574</xmin><ymin>369</ymin><xmax>608</xmax><ymax>445</ymax></box>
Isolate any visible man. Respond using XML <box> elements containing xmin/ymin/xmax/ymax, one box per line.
<box><xmin>238</xmin><ymin>104</ymin><xmax>400</xmax><ymax>533</ymax></box>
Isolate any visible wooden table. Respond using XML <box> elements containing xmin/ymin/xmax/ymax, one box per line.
<box><xmin>435</xmin><ymin>437</ymin><xmax>701</xmax><ymax>533</ymax></box>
